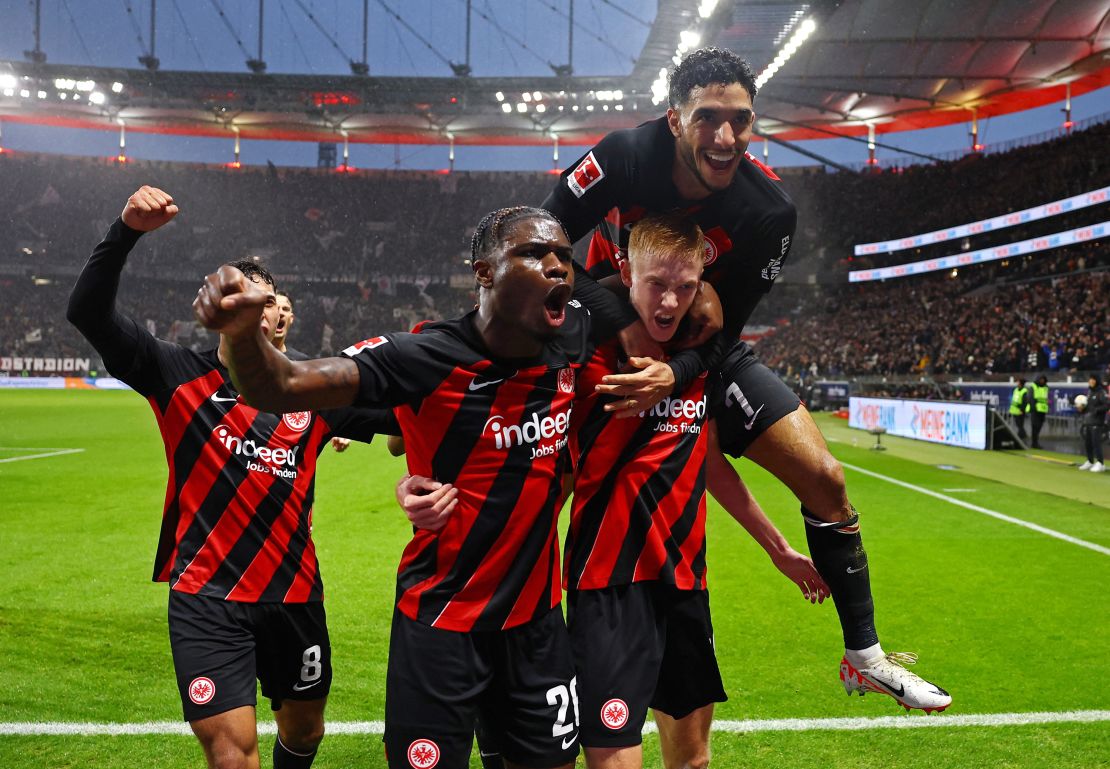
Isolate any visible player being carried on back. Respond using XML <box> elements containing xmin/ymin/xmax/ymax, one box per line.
<box><xmin>543</xmin><ymin>47</ymin><xmax>950</xmax><ymax>714</ymax></box>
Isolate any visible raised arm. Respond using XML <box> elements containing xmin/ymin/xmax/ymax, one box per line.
<box><xmin>705</xmin><ymin>423</ymin><xmax>828</xmax><ymax>603</ymax></box>
<box><xmin>193</xmin><ymin>265</ymin><xmax>361</xmax><ymax>412</ymax></box>
<box><xmin>66</xmin><ymin>186</ymin><xmax>179</xmax><ymax>380</ymax></box>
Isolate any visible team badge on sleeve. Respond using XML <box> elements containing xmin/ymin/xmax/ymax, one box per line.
<box><xmin>567</xmin><ymin>152</ymin><xmax>605</xmax><ymax>198</ymax></box>
<box><xmin>342</xmin><ymin>336</ymin><xmax>389</xmax><ymax>356</ymax></box>
<box><xmin>407</xmin><ymin>739</ymin><xmax>440</xmax><ymax>768</ymax></box>
<box><xmin>188</xmin><ymin>676</ymin><xmax>216</xmax><ymax>705</ymax></box>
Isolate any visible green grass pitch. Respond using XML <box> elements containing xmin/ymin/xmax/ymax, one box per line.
<box><xmin>1</xmin><ymin>390</ymin><xmax>1108</xmax><ymax>768</ymax></box>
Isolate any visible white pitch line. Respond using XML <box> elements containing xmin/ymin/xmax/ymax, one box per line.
<box><xmin>841</xmin><ymin>462</ymin><xmax>1110</xmax><ymax>557</ymax></box>
<box><xmin>3</xmin><ymin>710</ymin><xmax>1108</xmax><ymax>737</ymax></box>
<box><xmin>0</xmin><ymin>448</ymin><xmax>85</xmax><ymax>464</ymax></box>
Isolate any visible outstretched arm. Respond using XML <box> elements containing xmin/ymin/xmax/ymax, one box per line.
<box><xmin>705</xmin><ymin>423</ymin><xmax>828</xmax><ymax>604</ymax></box>
<box><xmin>66</xmin><ymin>186</ymin><xmax>179</xmax><ymax>379</ymax></box>
<box><xmin>193</xmin><ymin>265</ymin><xmax>361</xmax><ymax>412</ymax></box>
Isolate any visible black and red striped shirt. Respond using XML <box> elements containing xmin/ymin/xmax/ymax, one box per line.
<box><xmin>343</xmin><ymin>306</ymin><xmax>595</xmax><ymax>632</ymax></box>
<box><xmin>68</xmin><ymin>219</ymin><xmax>389</xmax><ymax>604</ymax></box>
<box><xmin>565</xmin><ymin>339</ymin><xmax>714</xmax><ymax>591</ymax></box>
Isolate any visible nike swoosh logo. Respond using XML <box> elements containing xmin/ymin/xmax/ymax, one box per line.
<box><xmin>744</xmin><ymin>404</ymin><xmax>765</xmax><ymax>431</ymax></box>
<box><xmin>561</xmin><ymin>734</ymin><xmax>578</xmax><ymax>750</ymax></box>
<box><xmin>874</xmin><ymin>678</ymin><xmax>905</xmax><ymax>698</ymax></box>
<box><xmin>846</xmin><ymin>564</ymin><xmax>867</xmax><ymax>574</ymax></box>
<box><xmin>210</xmin><ymin>393</ymin><xmax>238</xmax><ymax>403</ymax></box>
<box><xmin>291</xmin><ymin>680</ymin><xmax>321</xmax><ymax>692</ymax></box>
<box><xmin>468</xmin><ymin>378</ymin><xmax>504</xmax><ymax>392</ymax></box>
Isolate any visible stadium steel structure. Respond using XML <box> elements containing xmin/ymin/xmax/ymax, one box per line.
<box><xmin>0</xmin><ymin>0</ymin><xmax>1108</xmax><ymax>155</ymax></box>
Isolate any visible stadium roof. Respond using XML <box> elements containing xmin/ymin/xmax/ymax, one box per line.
<box><xmin>0</xmin><ymin>0</ymin><xmax>1107</xmax><ymax>148</ymax></box>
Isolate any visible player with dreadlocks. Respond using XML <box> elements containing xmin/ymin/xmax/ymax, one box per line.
<box><xmin>194</xmin><ymin>206</ymin><xmax>618</xmax><ymax>769</ymax></box>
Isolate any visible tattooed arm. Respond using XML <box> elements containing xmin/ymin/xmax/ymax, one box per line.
<box><xmin>193</xmin><ymin>264</ymin><xmax>361</xmax><ymax>412</ymax></box>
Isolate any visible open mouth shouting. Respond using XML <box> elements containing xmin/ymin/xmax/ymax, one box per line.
<box><xmin>543</xmin><ymin>283</ymin><xmax>573</xmax><ymax>328</ymax></box>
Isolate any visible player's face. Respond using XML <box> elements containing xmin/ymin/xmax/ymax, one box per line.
<box><xmin>274</xmin><ymin>294</ymin><xmax>294</xmax><ymax>343</ymax></box>
<box><xmin>252</xmin><ymin>278</ymin><xmax>279</xmax><ymax>343</ymax></box>
<box><xmin>622</xmin><ymin>254</ymin><xmax>702</xmax><ymax>343</ymax></box>
<box><xmin>668</xmin><ymin>82</ymin><xmax>755</xmax><ymax>198</ymax></box>
<box><xmin>485</xmin><ymin>216</ymin><xmax>575</xmax><ymax>340</ymax></box>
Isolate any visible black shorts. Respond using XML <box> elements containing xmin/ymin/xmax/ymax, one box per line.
<box><xmin>566</xmin><ymin>583</ymin><xmax>726</xmax><ymax>749</ymax></box>
<box><xmin>384</xmin><ymin>605</ymin><xmax>579</xmax><ymax>769</ymax></box>
<box><xmin>167</xmin><ymin>590</ymin><xmax>331</xmax><ymax>722</ymax></box>
<box><xmin>712</xmin><ymin>341</ymin><xmax>801</xmax><ymax>458</ymax></box>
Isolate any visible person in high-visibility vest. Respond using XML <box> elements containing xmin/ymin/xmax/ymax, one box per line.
<box><xmin>1030</xmin><ymin>375</ymin><xmax>1050</xmax><ymax>448</ymax></box>
<box><xmin>1009</xmin><ymin>377</ymin><xmax>1032</xmax><ymax>441</ymax></box>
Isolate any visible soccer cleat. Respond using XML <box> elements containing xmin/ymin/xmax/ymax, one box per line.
<box><xmin>1078</xmin><ymin>461</ymin><xmax>1092</xmax><ymax>471</ymax></box>
<box><xmin>1091</xmin><ymin>462</ymin><xmax>1105</xmax><ymax>473</ymax></box>
<box><xmin>840</xmin><ymin>652</ymin><xmax>952</xmax><ymax>713</ymax></box>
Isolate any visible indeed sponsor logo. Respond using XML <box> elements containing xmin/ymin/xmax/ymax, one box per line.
<box><xmin>216</xmin><ymin>426</ymin><xmax>300</xmax><ymax>478</ymax></box>
<box><xmin>640</xmin><ymin>396</ymin><xmax>707</xmax><ymax>421</ymax></box>
<box><xmin>483</xmin><ymin>410</ymin><xmax>571</xmax><ymax>458</ymax></box>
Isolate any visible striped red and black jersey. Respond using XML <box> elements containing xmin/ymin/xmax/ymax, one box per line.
<box><xmin>543</xmin><ymin>116</ymin><xmax>797</xmax><ymax>388</ymax></box>
<box><xmin>68</xmin><ymin>219</ymin><xmax>391</xmax><ymax>604</ymax></box>
<box><xmin>565</xmin><ymin>339</ymin><xmax>714</xmax><ymax>592</ymax></box>
<box><xmin>342</xmin><ymin>305</ymin><xmax>595</xmax><ymax>632</ymax></box>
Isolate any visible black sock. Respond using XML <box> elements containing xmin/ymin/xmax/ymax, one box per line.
<box><xmin>803</xmin><ymin>506</ymin><xmax>879</xmax><ymax>650</ymax></box>
<box><xmin>273</xmin><ymin>736</ymin><xmax>318</xmax><ymax>769</ymax></box>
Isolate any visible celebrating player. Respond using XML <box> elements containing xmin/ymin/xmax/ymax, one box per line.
<box><xmin>67</xmin><ymin>186</ymin><xmax>392</xmax><ymax>769</ymax></box>
<box><xmin>193</xmin><ymin>206</ymin><xmax>611</xmax><ymax>769</ymax></box>
<box><xmin>543</xmin><ymin>47</ymin><xmax>950</xmax><ymax>712</ymax></box>
<box><xmin>566</xmin><ymin>212</ymin><xmax>827</xmax><ymax>769</ymax></box>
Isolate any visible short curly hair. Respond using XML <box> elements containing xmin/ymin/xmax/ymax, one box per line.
<box><xmin>668</xmin><ymin>47</ymin><xmax>757</xmax><ymax>109</ymax></box>
<box><xmin>226</xmin><ymin>258</ymin><xmax>276</xmax><ymax>291</ymax></box>
<box><xmin>470</xmin><ymin>206</ymin><xmax>569</xmax><ymax>265</ymax></box>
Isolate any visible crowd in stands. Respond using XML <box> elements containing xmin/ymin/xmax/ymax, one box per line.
<box><xmin>1</xmin><ymin>118</ymin><xmax>1107</xmax><ymax>378</ymax></box>
<box><xmin>753</xmin><ymin>242</ymin><xmax>1109</xmax><ymax>380</ymax></box>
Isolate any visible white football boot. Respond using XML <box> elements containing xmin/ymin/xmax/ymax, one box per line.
<box><xmin>1078</xmin><ymin>461</ymin><xmax>1092</xmax><ymax>470</ymax></box>
<box><xmin>1091</xmin><ymin>462</ymin><xmax>1105</xmax><ymax>473</ymax></box>
<box><xmin>840</xmin><ymin>652</ymin><xmax>952</xmax><ymax>713</ymax></box>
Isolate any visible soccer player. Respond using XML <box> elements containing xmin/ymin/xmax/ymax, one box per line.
<box><xmin>273</xmin><ymin>293</ymin><xmax>301</xmax><ymax>358</ymax></box>
<box><xmin>193</xmin><ymin>206</ymin><xmax>605</xmax><ymax>769</ymax></box>
<box><xmin>566</xmin><ymin>212</ymin><xmax>827</xmax><ymax>769</ymax></box>
<box><xmin>543</xmin><ymin>47</ymin><xmax>950</xmax><ymax>712</ymax></box>
<box><xmin>66</xmin><ymin>186</ymin><xmax>393</xmax><ymax>769</ymax></box>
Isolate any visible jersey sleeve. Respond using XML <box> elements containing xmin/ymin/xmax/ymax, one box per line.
<box><xmin>65</xmin><ymin>218</ymin><xmax>180</xmax><ymax>395</ymax></box>
<box><xmin>319</xmin><ymin>406</ymin><xmax>401</xmax><ymax>442</ymax></box>
<box><xmin>341</xmin><ymin>333</ymin><xmax>443</xmax><ymax>408</ymax></box>
<box><xmin>542</xmin><ymin>129</ymin><xmax>638</xmax><ymax>243</ymax></box>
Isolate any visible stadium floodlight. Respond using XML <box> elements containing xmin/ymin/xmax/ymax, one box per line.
<box><xmin>536</xmin><ymin>103</ymin><xmax>546</xmax><ymax>113</ymax></box>
<box><xmin>111</xmin><ymin>82</ymin><xmax>124</xmax><ymax>93</ymax></box>
<box><xmin>522</xmin><ymin>92</ymin><xmax>531</xmax><ymax>102</ymax></box>
<box><xmin>698</xmin><ymin>0</ymin><xmax>718</xmax><ymax>18</ymax></box>
<box><xmin>615</xmin><ymin>104</ymin><xmax>623</xmax><ymax>111</ymax></box>
<box><xmin>532</xmin><ymin>91</ymin><xmax>542</xmax><ymax>101</ymax></box>
<box><xmin>501</xmin><ymin>102</ymin><xmax>512</xmax><ymax>113</ymax></box>
<box><xmin>0</xmin><ymin>74</ymin><xmax>16</xmax><ymax>89</ymax></box>
<box><xmin>495</xmin><ymin>91</ymin><xmax>504</xmax><ymax>101</ymax></box>
<box><xmin>75</xmin><ymin>80</ymin><xmax>95</xmax><ymax>92</ymax></box>
<box><xmin>754</xmin><ymin>17</ymin><xmax>817</xmax><ymax>90</ymax></box>
<box><xmin>89</xmin><ymin>91</ymin><xmax>106</xmax><ymax>105</ymax></box>
<box><xmin>516</xmin><ymin>102</ymin><xmax>527</xmax><ymax>113</ymax></box>
<box><xmin>680</xmin><ymin>30</ymin><xmax>701</xmax><ymax>49</ymax></box>
<box><xmin>3</xmin><ymin>89</ymin><xmax>13</xmax><ymax>97</ymax></box>
<box><xmin>54</xmin><ymin>78</ymin><xmax>76</xmax><ymax>90</ymax></box>
<box><xmin>37</xmin><ymin>90</ymin><xmax>46</xmax><ymax>99</ymax></box>
<box><xmin>614</xmin><ymin>90</ymin><xmax>623</xmax><ymax>101</ymax></box>
<box><xmin>19</xmin><ymin>89</ymin><xmax>30</xmax><ymax>98</ymax></box>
